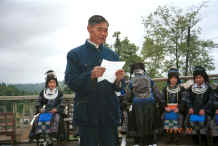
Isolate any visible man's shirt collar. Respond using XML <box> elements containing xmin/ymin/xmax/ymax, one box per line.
<box><xmin>87</xmin><ymin>39</ymin><xmax>100</xmax><ymax>49</ymax></box>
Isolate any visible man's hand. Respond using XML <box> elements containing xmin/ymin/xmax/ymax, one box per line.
<box><xmin>91</xmin><ymin>66</ymin><xmax>106</xmax><ymax>79</ymax></box>
<box><xmin>216</xmin><ymin>109</ymin><xmax>218</xmax><ymax>114</ymax></box>
<box><xmin>199</xmin><ymin>109</ymin><xmax>205</xmax><ymax>115</ymax></box>
<box><xmin>189</xmin><ymin>108</ymin><xmax>194</xmax><ymax>114</ymax></box>
<box><xmin>115</xmin><ymin>69</ymin><xmax>125</xmax><ymax>81</ymax></box>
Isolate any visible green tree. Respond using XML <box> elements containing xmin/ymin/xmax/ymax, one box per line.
<box><xmin>0</xmin><ymin>82</ymin><xmax>31</xmax><ymax>96</ymax></box>
<box><xmin>141</xmin><ymin>37</ymin><xmax>165</xmax><ymax>77</ymax></box>
<box><xmin>141</xmin><ymin>4</ymin><xmax>217</xmax><ymax>76</ymax></box>
<box><xmin>113</xmin><ymin>33</ymin><xmax>143</xmax><ymax>72</ymax></box>
<box><xmin>113</xmin><ymin>31</ymin><xmax>121</xmax><ymax>56</ymax></box>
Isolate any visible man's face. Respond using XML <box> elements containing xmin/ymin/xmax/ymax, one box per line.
<box><xmin>88</xmin><ymin>22</ymin><xmax>108</xmax><ymax>45</ymax></box>
<box><xmin>194</xmin><ymin>75</ymin><xmax>205</xmax><ymax>86</ymax></box>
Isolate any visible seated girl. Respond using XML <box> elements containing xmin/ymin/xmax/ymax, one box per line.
<box><xmin>185</xmin><ymin>66</ymin><xmax>213</xmax><ymax>146</ymax></box>
<box><xmin>29</xmin><ymin>70</ymin><xmax>64</xmax><ymax>141</ymax></box>
<box><xmin>161</xmin><ymin>68</ymin><xmax>185</xmax><ymax>144</ymax></box>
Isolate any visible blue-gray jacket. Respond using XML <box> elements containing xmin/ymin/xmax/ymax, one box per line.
<box><xmin>65</xmin><ymin>41</ymin><xmax>121</xmax><ymax>127</ymax></box>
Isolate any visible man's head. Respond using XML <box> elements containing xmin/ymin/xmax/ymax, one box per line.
<box><xmin>87</xmin><ymin>15</ymin><xmax>109</xmax><ymax>45</ymax></box>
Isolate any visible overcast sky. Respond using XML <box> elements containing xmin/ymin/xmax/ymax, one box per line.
<box><xmin>0</xmin><ymin>0</ymin><xmax>218</xmax><ymax>84</ymax></box>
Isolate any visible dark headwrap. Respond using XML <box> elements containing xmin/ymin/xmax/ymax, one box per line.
<box><xmin>130</xmin><ymin>62</ymin><xmax>145</xmax><ymax>74</ymax></box>
<box><xmin>193</xmin><ymin>66</ymin><xmax>209</xmax><ymax>83</ymax></box>
<box><xmin>167</xmin><ymin>67</ymin><xmax>181</xmax><ymax>84</ymax></box>
<box><xmin>45</xmin><ymin>70</ymin><xmax>59</xmax><ymax>88</ymax></box>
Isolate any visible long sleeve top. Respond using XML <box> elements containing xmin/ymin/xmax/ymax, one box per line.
<box><xmin>65</xmin><ymin>40</ymin><xmax>123</xmax><ymax>127</ymax></box>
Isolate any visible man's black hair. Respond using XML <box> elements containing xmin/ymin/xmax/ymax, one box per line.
<box><xmin>88</xmin><ymin>15</ymin><xmax>109</xmax><ymax>26</ymax></box>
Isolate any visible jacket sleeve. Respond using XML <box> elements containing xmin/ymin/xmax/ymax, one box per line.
<box><xmin>161</xmin><ymin>87</ymin><xmax>167</xmax><ymax>108</ymax></box>
<box><xmin>185</xmin><ymin>88</ymin><xmax>192</xmax><ymax>110</ymax></box>
<box><xmin>124</xmin><ymin>82</ymin><xmax>133</xmax><ymax>103</ymax></box>
<box><xmin>65</xmin><ymin>51</ymin><xmax>96</xmax><ymax>93</ymax></box>
<box><xmin>51</xmin><ymin>91</ymin><xmax>64</xmax><ymax>113</ymax></box>
<box><xmin>152</xmin><ymin>82</ymin><xmax>162</xmax><ymax>105</ymax></box>
<box><xmin>203</xmin><ymin>88</ymin><xmax>214</xmax><ymax>116</ymax></box>
<box><xmin>212</xmin><ymin>90</ymin><xmax>218</xmax><ymax>117</ymax></box>
<box><xmin>178</xmin><ymin>87</ymin><xmax>187</xmax><ymax>114</ymax></box>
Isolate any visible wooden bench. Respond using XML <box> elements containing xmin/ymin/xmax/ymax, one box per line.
<box><xmin>0</xmin><ymin>112</ymin><xmax>16</xmax><ymax>145</ymax></box>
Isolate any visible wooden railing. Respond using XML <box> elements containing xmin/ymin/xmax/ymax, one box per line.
<box><xmin>0</xmin><ymin>95</ymin><xmax>74</xmax><ymax>143</ymax></box>
<box><xmin>0</xmin><ymin>112</ymin><xmax>16</xmax><ymax>145</ymax></box>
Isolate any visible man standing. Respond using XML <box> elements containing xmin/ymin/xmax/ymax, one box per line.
<box><xmin>65</xmin><ymin>15</ymin><xmax>125</xmax><ymax>146</ymax></box>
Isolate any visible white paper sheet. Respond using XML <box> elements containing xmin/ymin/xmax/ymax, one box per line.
<box><xmin>98</xmin><ymin>59</ymin><xmax>125</xmax><ymax>83</ymax></box>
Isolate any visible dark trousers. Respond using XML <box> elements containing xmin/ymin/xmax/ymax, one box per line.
<box><xmin>192</xmin><ymin>135</ymin><xmax>208</xmax><ymax>145</ymax></box>
<box><xmin>79</xmin><ymin>126</ymin><xmax>118</xmax><ymax>146</ymax></box>
<box><xmin>134</xmin><ymin>135</ymin><xmax>156</xmax><ymax>145</ymax></box>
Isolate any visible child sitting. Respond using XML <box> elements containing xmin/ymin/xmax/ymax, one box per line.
<box><xmin>161</xmin><ymin>67</ymin><xmax>186</xmax><ymax>143</ymax></box>
<box><xmin>29</xmin><ymin>70</ymin><xmax>64</xmax><ymax>143</ymax></box>
<box><xmin>185</xmin><ymin>66</ymin><xmax>213</xmax><ymax>146</ymax></box>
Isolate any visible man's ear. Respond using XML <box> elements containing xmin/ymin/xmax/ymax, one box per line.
<box><xmin>87</xmin><ymin>25</ymin><xmax>92</xmax><ymax>33</ymax></box>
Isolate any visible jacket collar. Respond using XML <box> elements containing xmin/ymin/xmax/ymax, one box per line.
<box><xmin>86</xmin><ymin>40</ymin><xmax>104</xmax><ymax>52</ymax></box>
<box><xmin>193</xmin><ymin>82</ymin><xmax>206</xmax><ymax>88</ymax></box>
<box><xmin>87</xmin><ymin>39</ymin><xmax>99</xmax><ymax>48</ymax></box>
